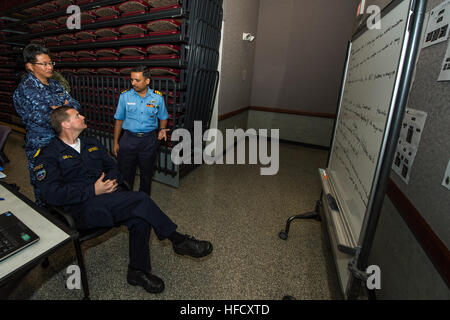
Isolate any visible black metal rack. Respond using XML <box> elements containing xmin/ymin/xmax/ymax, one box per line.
<box><xmin>0</xmin><ymin>0</ymin><xmax>223</xmax><ymax>187</ymax></box>
<box><xmin>1</xmin><ymin>0</ymin><xmax>126</xmax><ymax>30</ymax></box>
<box><xmin>2</xmin><ymin>6</ymin><xmax>187</xmax><ymax>42</ymax></box>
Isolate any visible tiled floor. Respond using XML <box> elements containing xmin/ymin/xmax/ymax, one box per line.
<box><xmin>1</xmin><ymin>132</ymin><xmax>340</xmax><ymax>300</ymax></box>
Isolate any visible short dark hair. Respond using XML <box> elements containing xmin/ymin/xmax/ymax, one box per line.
<box><xmin>23</xmin><ymin>44</ymin><xmax>50</xmax><ymax>64</ymax></box>
<box><xmin>130</xmin><ymin>65</ymin><xmax>151</xmax><ymax>79</ymax></box>
<box><xmin>51</xmin><ymin>106</ymin><xmax>74</xmax><ymax>134</ymax></box>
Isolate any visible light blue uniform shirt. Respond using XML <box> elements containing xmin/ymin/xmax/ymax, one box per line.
<box><xmin>114</xmin><ymin>88</ymin><xmax>169</xmax><ymax>133</ymax></box>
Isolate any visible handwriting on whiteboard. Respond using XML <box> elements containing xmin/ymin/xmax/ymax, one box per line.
<box><xmin>350</xmin><ymin>18</ymin><xmax>404</xmax><ymax>58</ymax></box>
<box><xmin>347</xmin><ymin>70</ymin><xmax>396</xmax><ymax>84</ymax></box>
<box><xmin>330</xmin><ymin>17</ymin><xmax>407</xmax><ymax>210</ymax></box>
<box><xmin>334</xmin><ymin>138</ymin><xmax>369</xmax><ymax>207</ymax></box>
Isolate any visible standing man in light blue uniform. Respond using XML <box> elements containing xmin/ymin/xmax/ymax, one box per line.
<box><xmin>113</xmin><ymin>65</ymin><xmax>169</xmax><ymax>195</ymax></box>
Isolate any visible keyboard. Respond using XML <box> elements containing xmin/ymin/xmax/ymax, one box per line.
<box><xmin>0</xmin><ymin>211</ymin><xmax>39</xmax><ymax>261</ymax></box>
<box><xmin>0</xmin><ymin>228</ymin><xmax>18</xmax><ymax>255</ymax></box>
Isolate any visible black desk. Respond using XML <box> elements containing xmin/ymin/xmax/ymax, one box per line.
<box><xmin>0</xmin><ymin>181</ymin><xmax>78</xmax><ymax>294</ymax></box>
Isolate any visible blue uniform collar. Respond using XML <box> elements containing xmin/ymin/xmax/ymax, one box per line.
<box><xmin>27</xmin><ymin>71</ymin><xmax>54</xmax><ymax>87</ymax></box>
<box><xmin>131</xmin><ymin>87</ymin><xmax>153</xmax><ymax>99</ymax></box>
<box><xmin>52</xmin><ymin>136</ymin><xmax>89</xmax><ymax>153</ymax></box>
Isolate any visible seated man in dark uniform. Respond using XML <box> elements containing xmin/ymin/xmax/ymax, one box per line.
<box><xmin>34</xmin><ymin>106</ymin><xmax>213</xmax><ymax>294</ymax></box>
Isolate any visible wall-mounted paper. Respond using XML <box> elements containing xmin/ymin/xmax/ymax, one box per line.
<box><xmin>423</xmin><ymin>0</ymin><xmax>450</xmax><ymax>48</ymax></box>
<box><xmin>392</xmin><ymin>108</ymin><xmax>428</xmax><ymax>184</ymax></box>
<box><xmin>438</xmin><ymin>38</ymin><xmax>450</xmax><ymax>81</ymax></box>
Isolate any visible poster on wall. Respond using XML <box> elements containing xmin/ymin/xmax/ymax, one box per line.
<box><xmin>392</xmin><ymin>108</ymin><xmax>428</xmax><ymax>184</ymax></box>
<box><xmin>422</xmin><ymin>0</ymin><xmax>450</xmax><ymax>48</ymax></box>
<box><xmin>438</xmin><ymin>38</ymin><xmax>450</xmax><ymax>80</ymax></box>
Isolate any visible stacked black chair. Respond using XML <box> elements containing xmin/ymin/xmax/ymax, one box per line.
<box><xmin>0</xmin><ymin>0</ymin><xmax>223</xmax><ymax>185</ymax></box>
<box><xmin>0</xmin><ymin>124</ymin><xmax>11</xmax><ymax>166</ymax></box>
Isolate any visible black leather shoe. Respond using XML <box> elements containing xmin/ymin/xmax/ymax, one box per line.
<box><xmin>127</xmin><ymin>267</ymin><xmax>164</xmax><ymax>294</ymax></box>
<box><xmin>173</xmin><ymin>235</ymin><xmax>213</xmax><ymax>258</ymax></box>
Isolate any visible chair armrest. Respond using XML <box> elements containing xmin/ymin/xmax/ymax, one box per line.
<box><xmin>43</xmin><ymin>181</ymin><xmax>128</xmax><ymax>230</ymax></box>
<box><xmin>120</xmin><ymin>181</ymin><xmax>131</xmax><ymax>191</ymax></box>
<box><xmin>46</xmin><ymin>205</ymin><xmax>77</xmax><ymax>230</ymax></box>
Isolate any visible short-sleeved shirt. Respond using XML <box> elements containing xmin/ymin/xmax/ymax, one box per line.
<box><xmin>114</xmin><ymin>88</ymin><xmax>169</xmax><ymax>133</ymax></box>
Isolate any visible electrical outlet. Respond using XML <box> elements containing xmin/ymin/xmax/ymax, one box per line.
<box><xmin>242</xmin><ymin>69</ymin><xmax>247</xmax><ymax>81</ymax></box>
<box><xmin>442</xmin><ymin>159</ymin><xmax>450</xmax><ymax>190</ymax></box>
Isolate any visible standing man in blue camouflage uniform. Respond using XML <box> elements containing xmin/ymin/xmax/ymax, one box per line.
<box><xmin>13</xmin><ymin>44</ymin><xmax>80</xmax><ymax>205</ymax></box>
<box><xmin>113</xmin><ymin>65</ymin><xmax>169</xmax><ymax>195</ymax></box>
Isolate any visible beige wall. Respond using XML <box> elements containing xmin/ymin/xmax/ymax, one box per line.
<box><xmin>250</xmin><ymin>0</ymin><xmax>358</xmax><ymax>114</ymax></box>
<box><xmin>247</xmin><ymin>110</ymin><xmax>334</xmax><ymax>146</ymax></box>
<box><xmin>217</xmin><ymin>0</ymin><xmax>359</xmax><ymax>146</ymax></box>
<box><xmin>218</xmin><ymin>0</ymin><xmax>260</xmax><ymax>116</ymax></box>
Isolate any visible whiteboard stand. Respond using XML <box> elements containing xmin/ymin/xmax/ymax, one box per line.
<box><xmin>344</xmin><ymin>0</ymin><xmax>427</xmax><ymax>300</ymax></box>
<box><xmin>278</xmin><ymin>0</ymin><xmax>427</xmax><ymax>300</ymax></box>
<box><xmin>278</xmin><ymin>198</ymin><xmax>322</xmax><ymax>240</ymax></box>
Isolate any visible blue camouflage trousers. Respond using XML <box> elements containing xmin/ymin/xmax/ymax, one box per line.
<box><xmin>26</xmin><ymin>149</ymin><xmax>43</xmax><ymax>206</ymax></box>
<box><xmin>25</xmin><ymin>132</ymin><xmax>54</xmax><ymax>206</ymax></box>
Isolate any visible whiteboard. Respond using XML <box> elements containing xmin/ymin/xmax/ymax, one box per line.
<box><xmin>327</xmin><ymin>0</ymin><xmax>414</xmax><ymax>243</ymax></box>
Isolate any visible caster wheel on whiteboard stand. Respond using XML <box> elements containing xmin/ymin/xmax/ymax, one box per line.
<box><xmin>278</xmin><ymin>200</ymin><xmax>321</xmax><ymax>240</ymax></box>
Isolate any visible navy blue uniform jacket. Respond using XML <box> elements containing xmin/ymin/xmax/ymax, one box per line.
<box><xmin>34</xmin><ymin>136</ymin><xmax>122</xmax><ymax>208</ymax></box>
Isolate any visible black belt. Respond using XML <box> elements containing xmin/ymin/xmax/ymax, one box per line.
<box><xmin>125</xmin><ymin>130</ymin><xmax>155</xmax><ymax>137</ymax></box>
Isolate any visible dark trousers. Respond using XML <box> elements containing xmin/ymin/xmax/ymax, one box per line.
<box><xmin>118</xmin><ymin>131</ymin><xmax>159</xmax><ymax>195</ymax></box>
<box><xmin>69</xmin><ymin>190</ymin><xmax>178</xmax><ymax>273</ymax></box>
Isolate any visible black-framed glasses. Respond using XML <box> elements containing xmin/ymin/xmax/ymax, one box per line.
<box><xmin>32</xmin><ymin>61</ymin><xmax>56</xmax><ymax>67</ymax></box>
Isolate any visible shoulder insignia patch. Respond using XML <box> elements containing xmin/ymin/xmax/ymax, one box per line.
<box><xmin>154</xmin><ymin>90</ymin><xmax>163</xmax><ymax>96</ymax></box>
<box><xmin>88</xmin><ymin>147</ymin><xmax>99</xmax><ymax>152</ymax></box>
<box><xmin>33</xmin><ymin>149</ymin><xmax>41</xmax><ymax>158</ymax></box>
<box><xmin>36</xmin><ymin>168</ymin><xmax>46</xmax><ymax>181</ymax></box>
<box><xmin>33</xmin><ymin>164</ymin><xmax>43</xmax><ymax>171</ymax></box>
<box><xmin>62</xmin><ymin>155</ymin><xmax>73</xmax><ymax>159</ymax></box>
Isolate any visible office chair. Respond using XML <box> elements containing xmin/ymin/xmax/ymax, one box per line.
<box><xmin>43</xmin><ymin>204</ymin><xmax>112</xmax><ymax>300</ymax></box>
<box><xmin>41</xmin><ymin>182</ymin><xmax>131</xmax><ymax>300</ymax></box>
<box><xmin>0</xmin><ymin>125</ymin><xmax>12</xmax><ymax>166</ymax></box>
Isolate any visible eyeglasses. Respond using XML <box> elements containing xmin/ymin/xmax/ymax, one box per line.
<box><xmin>32</xmin><ymin>62</ymin><xmax>56</xmax><ymax>67</ymax></box>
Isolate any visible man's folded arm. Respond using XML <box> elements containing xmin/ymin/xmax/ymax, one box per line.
<box><xmin>63</xmin><ymin>90</ymin><xmax>81</xmax><ymax>110</ymax></box>
<box><xmin>13</xmin><ymin>90</ymin><xmax>53</xmax><ymax>128</ymax></box>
